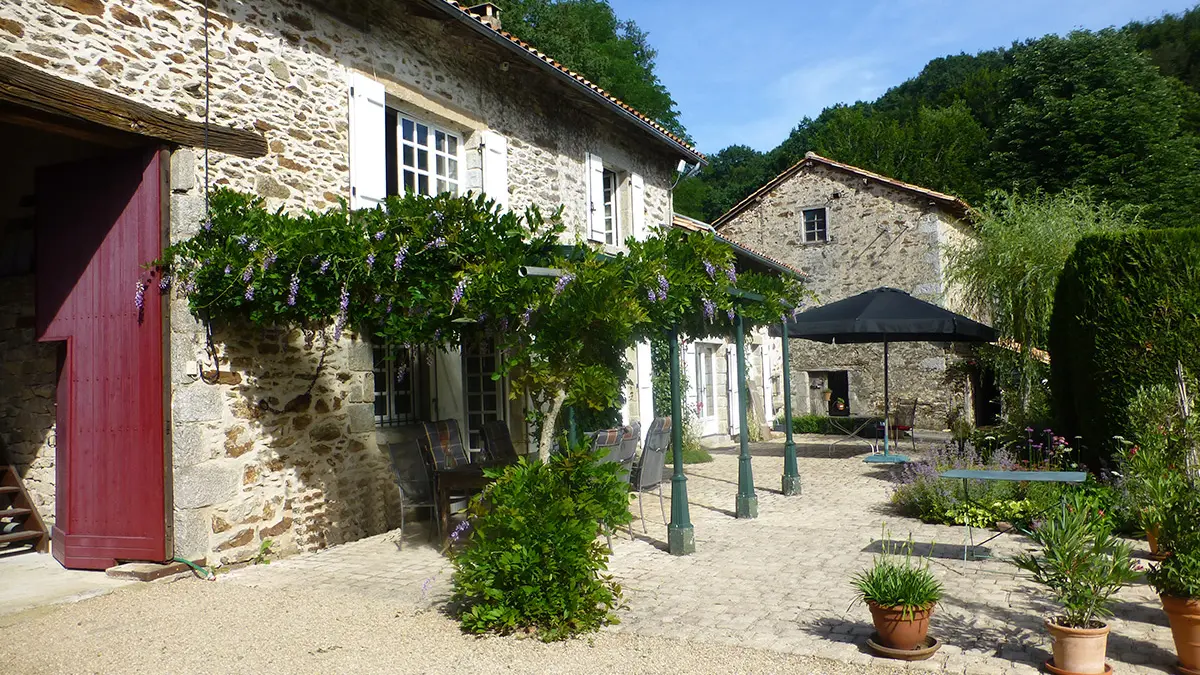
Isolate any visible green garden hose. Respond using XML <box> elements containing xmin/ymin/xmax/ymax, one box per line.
<box><xmin>173</xmin><ymin>556</ymin><xmax>216</xmax><ymax>581</ymax></box>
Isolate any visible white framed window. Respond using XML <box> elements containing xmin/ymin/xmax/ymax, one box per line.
<box><xmin>803</xmin><ymin>207</ymin><xmax>828</xmax><ymax>243</ymax></box>
<box><xmin>373</xmin><ymin>341</ymin><xmax>420</xmax><ymax>427</ymax></box>
<box><xmin>386</xmin><ymin>108</ymin><xmax>462</xmax><ymax>197</ymax></box>
<box><xmin>601</xmin><ymin>169</ymin><xmax>620</xmax><ymax>245</ymax></box>
<box><xmin>463</xmin><ymin>339</ymin><xmax>505</xmax><ymax>449</ymax></box>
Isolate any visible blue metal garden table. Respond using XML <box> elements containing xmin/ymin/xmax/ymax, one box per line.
<box><xmin>939</xmin><ymin>469</ymin><xmax>1087</xmax><ymax>560</ymax></box>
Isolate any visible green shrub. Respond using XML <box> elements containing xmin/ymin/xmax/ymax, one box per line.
<box><xmin>778</xmin><ymin>414</ymin><xmax>883</xmax><ymax>437</ymax></box>
<box><xmin>1050</xmin><ymin>227</ymin><xmax>1200</xmax><ymax>464</ymax></box>
<box><xmin>1148</xmin><ymin>491</ymin><xmax>1200</xmax><ymax>599</ymax></box>
<box><xmin>1012</xmin><ymin>492</ymin><xmax>1138</xmax><ymax>628</ymax></box>
<box><xmin>451</xmin><ymin>442</ymin><xmax>633</xmax><ymax>640</ymax></box>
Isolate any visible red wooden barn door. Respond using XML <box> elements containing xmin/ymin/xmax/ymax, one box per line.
<box><xmin>36</xmin><ymin>148</ymin><xmax>168</xmax><ymax>570</ymax></box>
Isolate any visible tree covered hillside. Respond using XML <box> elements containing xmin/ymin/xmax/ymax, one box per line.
<box><xmin>676</xmin><ymin>6</ymin><xmax>1200</xmax><ymax>228</ymax></box>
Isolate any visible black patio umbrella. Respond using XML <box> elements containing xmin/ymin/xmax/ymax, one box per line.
<box><xmin>770</xmin><ymin>287</ymin><xmax>996</xmax><ymax>461</ymax></box>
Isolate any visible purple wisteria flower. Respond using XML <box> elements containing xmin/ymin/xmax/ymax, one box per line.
<box><xmin>202</xmin><ymin>218</ymin><xmax>213</xmax><ymax>232</ymax></box>
<box><xmin>134</xmin><ymin>281</ymin><xmax>146</xmax><ymax>310</ymax></box>
<box><xmin>374</xmin><ymin>294</ymin><xmax>382</xmax><ymax>303</ymax></box>
<box><xmin>224</xmin><ymin>265</ymin><xmax>232</xmax><ymax>276</ymax></box>
<box><xmin>451</xmin><ymin>278</ymin><xmax>468</xmax><ymax>306</ymax></box>
<box><xmin>647</xmin><ymin>288</ymin><xmax>657</xmax><ymax>303</ymax></box>
<box><xmin>244</xmin><ymin>285</ymin><xmax>255</xmax><ymax>301</ymax></box>
<box><xmin>702</xmin><ymin>298</ymin><xmax>715</xmax><ymax>321</ymax></box>
<box><xmin>724</xmin><ymin>264</ymin><xmax>737</xmax><ymax>284</ymax></box>
<box><xmin>553</xmin><ymin>272</ymin><xmax>575</xmax><ymax>296</ymax></box>
<box><xmin>158</xmin><ymin>274</ymin><xmax>172</xmax><ymax>292</ymax></box>
<box><xmin>426</xmin><ymin>237</ymin><xmax>447</xmax><ymax>249</ymax></box>
<box><xmin>727</xmin><ymin>308</ymin><xmax>735</xmax><ymax>321</ymax></box>
<box><xmin>261</xmin><ymin>250</ymin><xmax>277</xmax><ymax>271</ymax></box>
<box><xmin>395</xmin><ymin>362</ymin><xmax>408</xmax><ymax>383</ymax></box>
<box><xmin>394</xmin><ymin>246</ymin><xmax>408</xmax><ymax>270</ymax></box>
<box><xmin>287</xmin><ymin>273</ymin><xmax>299</xmax><ymax>306</ymax></box>
<box><xmin>521</xmin><ymin>307</ymin><xmax>533</xmax><ymax>325</ymax></box>
<box><xmin>242</xmin><ymin>266</ymin><xmax>253</xmax><ymax>283</ymax></box>
<box><xmin>236</xmin><ymin>234</ymin><xmax>249</xmax><ymax>247</ymax></box>
<box><xmin>247</xmin><ymin>241</ymin><xmax>259</xmax><ymax>252</ymax></box>
<box><xmin>657</xmin><ymin>274</ymin><xmax>669</xmax><ymax>297</ymax></box>
<box><xmin>374</xmin><ymin>231</ymin><xmax>386</xmax><ymax>241</ymax></box>
<box><xmin>366</xmin><ymin>253</ymin><xmax>375</xmax><ymax>270</ymax></box>
<box><xmin>703</xmin><ymin>260</ymin><xmax>715</xmax><ymax>279</ymax></box>
<box><xmin>333</xmin><ymin>285</ymin><xmax>350</xmax><ymax>341</ymax></box>
<box><xmin>386</xmin><ymin>300</ymin><xmax>394</xmax><ymax>314</ymax></box>
<box><xmin>318</xmin><ymin>258</ymin><xmax>330</xmax><ymax>274</ymax></box>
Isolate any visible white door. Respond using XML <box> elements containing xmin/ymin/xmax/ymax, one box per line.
<box><xmin>694</xmin><ymin>343</ymin><xmax>719</xmax><ymax>436</ymax></box>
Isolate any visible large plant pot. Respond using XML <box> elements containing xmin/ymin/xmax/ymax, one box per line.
<box><xmin>1045</xmin><ymin>618</ymin><xmax>1110</xmax><ymax>675</ymax></box>
<box><xmin>1162</xmin><ymin>595</ymin><xmax>1200</xmax><ymax>674</ymax></box>
<box><xmin>868</xmin><ymin>601</ymin><xmax>933</xmax><ymax>651</ymax></box>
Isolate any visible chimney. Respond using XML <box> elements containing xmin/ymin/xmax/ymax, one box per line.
<box><xmin>467</xmin><ymin>3</ymin><xmax>502</xmax><ymax>30</ymax></box>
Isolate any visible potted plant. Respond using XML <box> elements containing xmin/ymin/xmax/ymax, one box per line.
<box><xmin>1147</xmin><ymin>491</ymin><xmax>1200</xmax><ymax>675</ymax></box>
<box><xmin>851</xmin><ymin>533</ymin><xmax>943</xmax><ymax>654</ymax></box>
<box><xmin>835</xmin><ymin>397</ymin><xmax>846</xmax><ymax>412</ymax></box>
<box><xmin>1011</xmin><ymin>493</ymin><xmax>1138</xmax><ymax>675</ymax></box>
<box><xmin>822</xmin><ymin>387</ymin><xmax>833</xmax><ymax>402</ymax></box>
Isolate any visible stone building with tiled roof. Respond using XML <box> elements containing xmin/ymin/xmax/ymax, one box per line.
<box><xmin>713</xmin><ymin>153</ymin><xmax>988</xmax><ymax>430</ymax></box>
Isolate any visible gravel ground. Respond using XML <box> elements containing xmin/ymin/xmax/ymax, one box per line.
<box><xmin>0</xmin><ymin>578</ymin><xmax>912</xmax><ymax>674</ymax></box>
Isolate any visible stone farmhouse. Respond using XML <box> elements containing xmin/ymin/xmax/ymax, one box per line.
<box><xmin>0</xmin><ymin>0</ymin><xmax>712</xmax><ymax>569</ymax></box>
<box><xmin>712</xmin><ymin>152</ymin><xmax>987</xmax><ymax>431</ymax></box>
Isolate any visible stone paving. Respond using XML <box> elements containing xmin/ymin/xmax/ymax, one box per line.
<box><xmin>225</xmin><ymin>437</ymin><xmax>1179</xmax><ymax>674</ymax></box>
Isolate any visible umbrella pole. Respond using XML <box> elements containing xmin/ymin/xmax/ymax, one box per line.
<box><xmin>883</xmin><ymin>340</ymin><xmax>890</xmax><ymax>457</ymax></box>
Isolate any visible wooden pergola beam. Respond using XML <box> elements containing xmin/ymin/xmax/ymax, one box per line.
<box><xmin>0</xmin><ymin>55</ymin><xmax>268</xmax><ymax>158</ymax></box>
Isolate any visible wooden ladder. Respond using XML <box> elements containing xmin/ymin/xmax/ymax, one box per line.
<box><xmin>0</xmin><ymin>465</ymin><xmax>48</xmax><ymax>553</ymax></box>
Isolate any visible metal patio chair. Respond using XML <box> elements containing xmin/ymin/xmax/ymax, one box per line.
<box><xmin>387</xmin><ymin>440</ymin><xmax>437</xmax><ymax>548</ymax></box>
<box><xmin>631</xmin><ymin>417</ymin><xmax>670</xmax><ymax>532</ymax></box>
<box><xmin>417</xmin><ymin>419</ymin><xmax>488</xmax><ymax>540</ymax></box>
<box><xmin>481</xmin><ymin>419</ymin><xmax>521</xmax><ymax>466</ymax></box>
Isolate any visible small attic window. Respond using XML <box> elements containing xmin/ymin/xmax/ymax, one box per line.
<box><xmin>803</xmin><ymin>207</ymin><xmax>827</xmax><ymax>243</ymax></box>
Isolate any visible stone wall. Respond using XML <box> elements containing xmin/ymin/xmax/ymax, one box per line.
<box><xmin>4</xmin><ymin>0</ymin><xmax>686</xmax><ymax>562</ymax></box>
<box><xmin>0</xmin><ymin>277</ymin><xmax>57</xmax><ymax>526</ymax></box>
<box><xmin>718</xmin><ymin>163</ymin><xmax>974</xmax><ymax>427</ymax></box>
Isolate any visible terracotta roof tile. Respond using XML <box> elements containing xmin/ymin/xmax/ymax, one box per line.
<box><xmin>431</xmin><ymin>1</ymin><xmax>703</xmax><ymax>162</ymax></box>
<box><xmin>712</xmin><ymin>152</ymin><xmax>973</xmax><ymax>228</ymax></box>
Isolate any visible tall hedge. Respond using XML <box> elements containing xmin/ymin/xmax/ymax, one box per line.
<box><xmin>1049</xmin><ymin>227</ymin><xmax>1200</xmax><ymax>464</ymax></box>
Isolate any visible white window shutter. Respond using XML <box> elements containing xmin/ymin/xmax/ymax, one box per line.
<box><xmin>726</xmin><ymin>348</ymin><xmax>740</xmax><ymax>437</ymax></box>
<box><xmin>630</xmin><ymin>173</ymin><xmax>646</xmax><ymax>241</ymax></box>
<box><xmin>480</xmin><ymin>130</ymin><xmax>509</xmax><ymax>212</ymax></box>
<box><xmin>585</xmin><ymin>152</ymin><xmax>605</xmax><ymax>241</ymax></box>
<box><xmin>348</xmin><ymin>72</ymin><xmax>386</xmax><ymax>210</ymax></box>
<box><xmin>636</xmin><ymin>340</ymin><xmax>654</xmax><ymax>426</ymax></box>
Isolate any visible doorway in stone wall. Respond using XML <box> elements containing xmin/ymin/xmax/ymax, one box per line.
<box><xmin>827</xmin><ymin>371</ymin><xmax>850</xmax><ymax>416</ymax></box>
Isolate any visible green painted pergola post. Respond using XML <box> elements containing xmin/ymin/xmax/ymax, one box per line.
<box><xmin>667</xmin><ymin>326</ymin><xmax>695</xmax><ymax>555</ymax></box>
<box><xmin>734</xmin><ymin>310</ymin><xmax>758</xmax><ymax>518</ymax></box>
<box><xmin>780</xmin><ymin>319</ymin><xmax>801</xmax><ymax>495</ymax></box>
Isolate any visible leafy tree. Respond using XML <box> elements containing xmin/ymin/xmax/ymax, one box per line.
<box><xmin>990</xmin><ymin>30</ymin><xmax>1200</xmax><ymax>228</ymax></box>
<box><xmin>945</xmin><ymin>190</ymin><xmax>1138</xmax><ymax>424</ymax></box>
<box><xmin>1128</xmin><ymin>5</ymin><xmax>1200</xmax><ymax>97</ymax></box>
<box><xmin>492</xmin><ymin>0</ymin><xmax>687</xmax><ymax>139</ymax></box>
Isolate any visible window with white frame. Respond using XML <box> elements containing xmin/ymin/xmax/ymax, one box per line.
<box><xmin>803</xmin><ymin>207</ymin><xmax>828</xmax><ymax>242</ymax></box>
<box><xmin>373</xmin><ymin>341</ymin><xmax>420</xmax><ymax>427</ymax></box>
<box><xmin>463</xmin><ymin>339</ymin><xmax>504</xmax><ymax>449</ymax></box>
<box><xmin>601</xmin><ymin>169</ymin><xmax>620</xmax><ymax>245</ymax></box>
<box><xmin>385</xmin><ymin>108</ymin><xmax>462</xmax><ymax>197</ymax></box>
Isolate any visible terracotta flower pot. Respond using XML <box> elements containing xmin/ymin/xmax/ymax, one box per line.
<box><xmin>1045</xmin><ymin>618</ymin><xmax>1110</xmax><ymax>675</ymax></box>
<box><xmin>1148</xmin><ymin>526</ymin><xmax>1170</xmax><ymax>561</ymax></box>
<box><xmin>868</xmin><ymin>601</ymin><xmax>933</xmax><ymax>651</ymax></box>
<box><xmin>1162</xmin><ymin>595</ymin><xmax>1200</xmax><ymax>674</ymax></box>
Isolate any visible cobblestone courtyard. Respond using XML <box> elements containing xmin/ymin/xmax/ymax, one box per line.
<box><xmin>216</xmin><ymin>437</ymin><xmax>1178</xmax><ymax>675</ymax></box>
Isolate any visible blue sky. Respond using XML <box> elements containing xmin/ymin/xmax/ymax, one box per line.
<box><xmin>607</xmin><ymin>0</ymin><xmax>1197</xmax><ymax>154</ymax></box>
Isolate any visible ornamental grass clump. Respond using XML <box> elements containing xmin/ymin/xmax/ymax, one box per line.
<box><xmin>1011</xmin><ymin>493</ymin><xmax>1138</xmax><ymax>629</ymax></box>
<box><xmin>851</xmin><ymin>532</ymin><xmax>944</xmax><ymax>617</ymax></box>
<box><xmin>450</xmin><ymin>441</ymin><xmax>633</xmax><ymax>641</ymax></box>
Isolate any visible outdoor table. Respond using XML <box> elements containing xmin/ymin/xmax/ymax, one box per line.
<box><xmin>435</xmin><ymin>465</ymin><xmax>491</xmax><ymax>542</ymax></box>
<box><xmin>938</xmin><ymin>469</ymin><xmax>1087</xmax><ymax>561</ymax></box>
<box><xmin>827</xmin><ymin>416</ymin><xmax>881</xmax><ymax>457</ymax></box>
